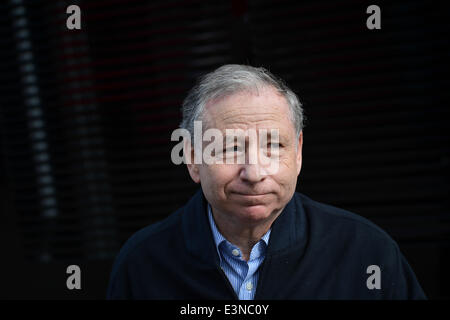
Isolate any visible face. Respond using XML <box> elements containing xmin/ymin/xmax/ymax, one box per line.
<box><xmin>186</xmin><ymin>86</ymin><xmax>303</xmax><ymax>226</ymax></box>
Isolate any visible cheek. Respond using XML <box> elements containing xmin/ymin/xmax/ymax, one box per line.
<box><xmin>200</xmin><ymin>165</ymin><xmax>237</xmax><ymax>192</ymax></box>
<box><xmin>278</xmin><ymin>152</ymin><xmax>296</xmax><ymax>172</ymax></box>
<box><xmin>275</xmin><ymin>154</ymin><xmax>299</xmax><ymax>185</ymax></box>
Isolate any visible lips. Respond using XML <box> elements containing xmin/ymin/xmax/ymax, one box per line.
<box><xmin>234</xmin><ymin>193</ymin><xmax>269</xmax><ymax>196</ymax></box>
<box><xmin>231</xmin><ymin>191</ymin><xmax>272</xmax><ymax>196</ymax></box>
<box><xmin>231</xmin><ymin>192</ymin><xmax>271</xmax><ymax>206</ymax></box>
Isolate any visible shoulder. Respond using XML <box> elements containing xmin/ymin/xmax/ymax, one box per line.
<box><xmin>295</xmin><ymin>192</ymin><xmax>398</xmax><ymax>250</ymax></box>
<box><xmin>294</xmin><ymin>193</ymin><xmax>426</xmax><ymax>299</ymax></box>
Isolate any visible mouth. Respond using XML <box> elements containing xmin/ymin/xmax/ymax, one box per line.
<box><xmin>230</xmin><ymin>192</ymin><xmax>272</xmax><ymax>207</ymax></box>
<box><xmin>232</xmin><ymin>192</ymin><xmax>271</xmax><ymax>197</ymax></box>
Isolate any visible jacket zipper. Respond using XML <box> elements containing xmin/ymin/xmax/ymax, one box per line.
<box><xmin>254</xmin><ymin>256</ymin><xmax>270</xmax><ymax>300</ymax></box>
<box><xmin>217</xmin><ymin>266</ymin><xmax>239</xmax><ymax>300</ymax></box>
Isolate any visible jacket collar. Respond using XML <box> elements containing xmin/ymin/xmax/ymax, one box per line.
<box><xmin>181</xmin><ymin>188</ymin><xmax>308</xmax><ymax>266</ymax></box>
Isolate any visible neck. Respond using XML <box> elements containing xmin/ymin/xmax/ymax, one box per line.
<box><xmin>211</xmin><ymin>207</ymin><xmax>281</xmax><ymax>261</ymax></box>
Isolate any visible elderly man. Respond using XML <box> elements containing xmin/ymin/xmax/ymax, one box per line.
<box><xmin>107</xmin><ymin>65</ymin><xmax>426</xmax><ymax>299</ymax></box>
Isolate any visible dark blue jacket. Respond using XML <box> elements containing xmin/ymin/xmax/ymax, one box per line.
<box><xmin>106</xmin><ymin>189</ymin><xmax>426</xmax><ymax>299</ymax></box>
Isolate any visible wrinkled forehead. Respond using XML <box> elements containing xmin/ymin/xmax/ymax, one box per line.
<box><xmin>202</xmin><ymin>87</ymin><xmax>295</xmax><ymax>137</ymax></box>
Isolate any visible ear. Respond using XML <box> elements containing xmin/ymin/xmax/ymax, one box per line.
<box><xmin>296</xmin><ymin>131</ymin><xmax>303</xmax><ymax>176</ymax></box>
<box><xmin>184</xmin><ymin>139</ymin><xmax>200</xmax><ymax>183</ymax></box>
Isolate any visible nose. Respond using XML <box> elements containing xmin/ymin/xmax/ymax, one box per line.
<box><xmin>239</xmin><ymin>163</ymin><xmax>265</xmax><ymax>183</ymax></box>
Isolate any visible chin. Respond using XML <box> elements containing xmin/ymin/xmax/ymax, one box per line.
<box><xmin>234</xmin><ymin>204</ymin><xmax>274</xmax><ymax>223</ymax></box>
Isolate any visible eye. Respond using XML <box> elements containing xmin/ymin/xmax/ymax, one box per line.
<box><xmin>224</xmin><ymin>145</ymin><xmax>242</xmax><ymax>153</ymax></box>
<box><xmin>268</xmin><ymin>142</ymin><xmax>281</xmax><ymax>149</ymax></box>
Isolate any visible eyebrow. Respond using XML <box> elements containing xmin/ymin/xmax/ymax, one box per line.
<box><xmin>221</xmin><ymin>132</ymin><xmax>288</xmax><ymax>144</ymax></box>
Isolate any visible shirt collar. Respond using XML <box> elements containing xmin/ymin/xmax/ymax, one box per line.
<box><xmin>182</xmin><ymin>189</ymin><xmax>307</xmax><ymax>267</ymax></box>
<box><xmin>207</xmin><ymin>204</ymin><xmax>271</xmax><ymax>260</ymax></box>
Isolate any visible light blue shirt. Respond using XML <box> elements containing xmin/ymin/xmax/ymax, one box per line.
<box><xmin>207</xmin><ymin>204</ymin><xmax>271</xmax><ymax>300</ymax></box>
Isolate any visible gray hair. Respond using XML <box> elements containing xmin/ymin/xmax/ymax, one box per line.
<box><xmin>180</xmin><ymin>64</ymin><xmax>305</xmax><ymax>139</ymax></box>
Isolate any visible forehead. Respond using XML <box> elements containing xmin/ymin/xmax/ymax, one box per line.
<box><xmin>203</xmin><ymin>86</ymin><xmax>295</xmax><ymax>137</ymax></box>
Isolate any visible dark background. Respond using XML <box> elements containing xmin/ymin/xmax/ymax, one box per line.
<box><xmin>0</xmin><ymin>0</ymin><xmax>448</xmax><ymax>299</ymax></box>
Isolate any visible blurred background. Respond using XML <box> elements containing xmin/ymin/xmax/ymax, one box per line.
<box><xmin>0</xmin><ymin>0</ymin><xmax>448</xmax><ymax>299</ymax></box>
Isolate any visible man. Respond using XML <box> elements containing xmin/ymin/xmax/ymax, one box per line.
<box><xmin>106</xmin><ymin>64</ymin><xmax>426</xmax><ymax>299</ymax></box>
